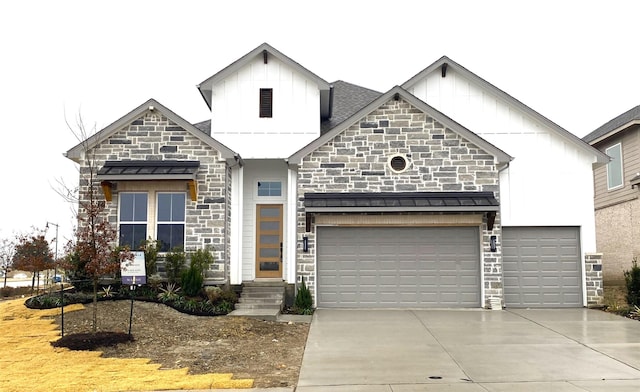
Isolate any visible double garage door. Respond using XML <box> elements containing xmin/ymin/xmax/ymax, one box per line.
<box><xmin>316</xmin><ymin>226</ymin><xmax>583</xmax><ymax>308</ymax></box>
<box><xmin>317</xmin><ymin>227</ymin><xmax>481</xmax><ymax>308</ymax></box>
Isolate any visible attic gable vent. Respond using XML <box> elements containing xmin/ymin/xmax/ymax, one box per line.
<box><xmin>259</xmin><ymin>88</ymin><xmax>273</xmax><ymax>118</ymax></box>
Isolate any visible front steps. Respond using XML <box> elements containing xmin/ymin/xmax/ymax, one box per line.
<box><xmin>228</xmin><ymin>281</ymin><xmax>286</xmax><ymax>321</ymax></box>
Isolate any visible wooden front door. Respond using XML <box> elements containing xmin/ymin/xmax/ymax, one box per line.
<box><xmin>255</xmin><ymin>204</ymin><xmax>283</xmax><ymax>278</ymax></box>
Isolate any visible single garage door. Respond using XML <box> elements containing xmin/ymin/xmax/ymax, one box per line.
<box><xmin>317</xmin><ymin>226</ymin><xmax>480</xmax><ymax>308</ymax></box>
<box><xmin>502</xmin><ymin>227</ymin><xmax>582</xmax><ymax>308</ymax></box>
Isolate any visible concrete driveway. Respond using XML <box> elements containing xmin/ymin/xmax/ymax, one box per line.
<box><xmin>297</xmin><ymin>309</ymin><xmax>640</xmax><ymax>391</ymax></box>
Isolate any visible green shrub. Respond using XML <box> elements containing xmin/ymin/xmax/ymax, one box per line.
<box><xmin>140</xmin><ymin>239</ymin><xmax>160</xmax><ymax>276</ymax></box>
<box><xmin>165</xmin><ymin>247</ymin><xmax>186</xmax><ymax>284</ymax></box>
<box><xmin>0</xmin><ymin>286</ymin><xmax>15</xmax><ymax>297</ymax></box>
<box><xmin>181</xmin><ymin>266</ymin><xmax>204</xmax><ymax>297</ymax></box>
<box><xmin>180</xmin><ymin>247</ymin><xmax>214</xmax><ymax>297</ymax></box>
<box><xmin>294</xmin><ymin>277</ymin><xmax>313</xmax><ymax>314</ymax></box>
<box><xmin>190</xmin><ymin>247</ymin><xmax>214</xmax><ymax>273</ymax></box>
<box><xmin>625</xmin><ymin>258</ymin><xmax>640</xmax><ymax>307</ymax></box>
<box><xmin>215</xmin><ymin>300</ymin><xmax>234</xmax><ymax>314</ymax></box>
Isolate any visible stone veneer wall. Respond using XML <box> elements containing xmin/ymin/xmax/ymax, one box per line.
<box><xmin>296</xmin><ymin>98</ymin><xmax>502</xmax><ymax>307</ymax></box>
<box><xmin>76</xmin><ymin>111</ymin><xmax>228</xmax><ymax>280</ymax></box>
<box><xmin>585</xmin><ymin>253</ymin><xmax>604</xmax><ymax>307</ymax></box>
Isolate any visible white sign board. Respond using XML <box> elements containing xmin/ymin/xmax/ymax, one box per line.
<box><xmin>121</xmin><ymin>251</ymin><xmax>147</xmax><ymax>285</ymax></box>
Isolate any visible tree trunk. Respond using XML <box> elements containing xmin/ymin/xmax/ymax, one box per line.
<box><xmin>92</xmin><ymin>279</ymin><xmax>98</xmax><ymax>333</ymax></box>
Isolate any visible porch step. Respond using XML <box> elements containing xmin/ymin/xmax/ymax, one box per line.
<box><xmin>228</xmin><ymin>281</ymin><xmax>285</xmax><ymax>321</ymax></box>
<box><xmin>227</xmin><ymin>308</ymin><xmax>280</xmax><ymax>322</ymax></box>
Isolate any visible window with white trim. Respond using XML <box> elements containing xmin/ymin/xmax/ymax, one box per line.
<box><xmin>119</xmin><ymin>193</ymin><xmax>148</xmax><ymax>249</ymax></box>
<box><xmin>157</xmin><ymin>193</ymin><xmax>186</xmax><ymax>252</ymax></box>
<box><xmin>606</xmin><ymin>143</ymin><xmax>623</xmax><ymax>190</ymax></box>
<box><xmin>257</xmin><ymin>181</ymin><xmax>282</xmax><ymax>197</ymax></box>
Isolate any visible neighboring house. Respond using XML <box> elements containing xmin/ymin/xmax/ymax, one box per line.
<box><xmin>66</xmin><ymin>43</ymin><xmax>607</xmax><ymax>308</ymax></box>
<box><xmin>583</xmin><ymin>106</ymin><xmax>640</xmax><ymax>285</ymax></box>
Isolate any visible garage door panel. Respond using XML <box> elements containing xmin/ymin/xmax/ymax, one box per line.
<box><xmin>317</xmin><ymin>227</ymin><xmax>480</xmax><ymax>308</ymax></box>
<box><xmin>503</xmin><ymin>227</ymin><xmax>582</xmax><ymax>308</ymax></box>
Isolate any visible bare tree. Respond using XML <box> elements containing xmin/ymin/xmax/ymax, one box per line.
<box><xmin>0</xmin><ymin>237</ymin><xmax>15</xmax><ymax>288</ymax></box>
<box><xmin>58</xmin><ymin>112</ymin><xmax>132</xmax><ymax>332</ymax></box>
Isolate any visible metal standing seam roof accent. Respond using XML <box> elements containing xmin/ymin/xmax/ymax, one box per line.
<box><xmin>303</xmin><ymin>192</ymin><xmax>499</xmax><ymax>212</ymax></box>
<box><xmin>97</xmin><ymin>160</ymin><xmax>200</xmax><ymax>180</ymax></box>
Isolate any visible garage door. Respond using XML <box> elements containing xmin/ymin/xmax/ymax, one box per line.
<box><xmin>317</xmin><ymin>226</ymin><xmax>480</xmax><ymax>308</ymax></box>
<box><xmin>502</xmin><ymin>227</ymin><xmax>582</xmax><ymax>308</ymax></box>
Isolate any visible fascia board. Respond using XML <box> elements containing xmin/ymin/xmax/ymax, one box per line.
<box><xmin>65</xmin><ymin>98</ymin><xmax>238</xmax><ymax>162</ymax></box>
<box><xmin>402</xmin><ymin>56</ymin><xmax>608</xmax><ymax>164</ymax></box>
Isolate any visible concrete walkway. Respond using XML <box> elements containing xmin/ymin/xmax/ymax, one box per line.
<box><xmin>297</xmin><ymin>308</ymin><xmax>640</xmax><ymax>391</ymax></box>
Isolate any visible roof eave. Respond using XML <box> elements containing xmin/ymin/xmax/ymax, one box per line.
<box><xmin>289</xmin><ymin>86</ymin><xmax>513</xmax><ymax>165</ymax></box>
<box><xmin>402</xmin><ymin>56</ymin><xmax>608</xmax><ymax>165</ymax></box>
<box><xmin>305</xmin><ymin>206</ymin><xmax>499</xmax><ymax>213</ymax></box>
<box><xmin>198</xmin><ymin>43</ymin><xmax>330</xmax><ymax>93</ymax></box>
<box><xmin>65</xmin><ymin>98</ymin><xmax>238</xmax><ymax>162</ymax></box>
<box><xmin>96</xmin><ymin>174</ymin><xmax>197</xmax><ymax>181</ymax></box>
<box><xmin>587</xmin><ymin>119</ymin><xmax>640</xmax><ymax>145</ymax></box>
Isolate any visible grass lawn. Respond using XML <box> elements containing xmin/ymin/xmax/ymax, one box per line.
<box><xmin>0</xmin><ymin>298</ymin><xmax>253</xmax><ymax>392</ymax></box>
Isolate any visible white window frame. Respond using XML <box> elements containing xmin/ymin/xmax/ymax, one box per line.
<box><xmin>606</xmin><ymin>143</ymin><xmax>623</xmax><ymax>190</ymax></box>
<box><xmin>256</xmin><ymin>180</ymin><xmax>283</xmax><ymax>198</ymax></box>
<box><xmin>156</xmin><ymin>192</ymin><xmax>187</xmax><ymax>252</ymax></box>
<box><xmin>118</xmin><ymin>192</ymin><xmax>149</xmax><ymax>248</ymax></box>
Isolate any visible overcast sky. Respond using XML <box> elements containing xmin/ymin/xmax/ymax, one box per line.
<box><xmin>1</xmin><ymin>0</ymin><xmax>639</xmax><ymax>247</ymax></box>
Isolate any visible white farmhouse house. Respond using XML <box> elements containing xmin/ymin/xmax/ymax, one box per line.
<box><xmin>66</xmin><ymin>43</ymin><xmax>606</xmax><ymax>311</ymax></box>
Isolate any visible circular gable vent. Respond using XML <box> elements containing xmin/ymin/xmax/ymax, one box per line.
<box><xmin>388</xmin><ymin>154</ymin><xmax>410</xmax><ymax>173</ymax></box>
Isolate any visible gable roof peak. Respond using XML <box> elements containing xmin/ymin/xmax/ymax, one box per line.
<box><xmin>65</xmin><ymin>98</ymin><xmax>237</xmax><ymax>162</ymax></box>
<box><xmin>197</xmin><ymin>43</ymin><xmax>331</xmax><ymax>113</ymax></box>
<box><xmin>401</xmin><ymin>55</ymin><xmax>608</xmax><ymax>164</ymax></box>
<box><xmin>290</xmin><ymin>85</ymin><xmax>512</xmax><ymax>165</ymax></box>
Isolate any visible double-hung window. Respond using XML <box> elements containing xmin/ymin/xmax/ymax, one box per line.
<box><xmin>157</xmin><ymin>193</ymin><xmax>186</xmax><ymax>252</ymax></box>
<box><xmin>606</xmin><ymin>143</ymin><xmax>623</xmax><ymax>190</ymax></box>
<box><xmin>119</xmin><ymin>193</ymin><xmax>148</xmax><ymax>249</ymax></box>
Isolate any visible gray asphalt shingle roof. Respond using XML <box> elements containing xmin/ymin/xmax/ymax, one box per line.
<box><xmin>192</xmin><ymin>80</ymin><xmax>382</xmax><ymax>137</ymax></box>
<box><xmin>583</xmin><ymin>105</ymin><xmax>640</xmax><ymax>143</ymax></box>
<box><xmin>320</xmin><ymin>81</ymin><xmax>382</xmax><ymax>134</ymax></box>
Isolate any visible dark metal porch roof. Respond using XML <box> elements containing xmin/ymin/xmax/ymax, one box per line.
<box><xmin>96</xmin><ymin>160</ymin><xmax>200</xmax><ymax>181</ymax></box>
<box><xmin>303</xmin><ymin>192</ymin><xmax>499</xmax><ymax>212</ymax></box>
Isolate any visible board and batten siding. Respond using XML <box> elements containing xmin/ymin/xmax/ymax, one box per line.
<box><xmin>593</xmin><ymin>127</ymin><xmax>640</xmax><ymax>210</ymax></box>
<box><xmin>210</xmin><ymin>55</ymin><xmax>321</xmax><ymax>159</ymax></box>
<box><xmin>407</xmin><ymin>67</ymin><xmax>597</xmax><ymax>253</ymax></box>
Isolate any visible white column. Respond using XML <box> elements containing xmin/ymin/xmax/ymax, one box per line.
<box><xmin>286</xmin><ymin>167</ymin><xmax>298</xmax><ymax>284</ymax></box>
<box><xmin>229</xmin><ymin>166</ymin><xmax>244</xmax><ymax>285</ymax></box>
